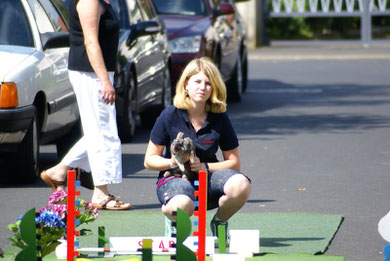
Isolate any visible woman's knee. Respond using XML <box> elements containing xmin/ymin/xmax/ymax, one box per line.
<box><xmin>224</xmin><ymin>174</ymin><xmax>251</xmax><ymax>199</ymax></box>
<box><xmin>162</xmin><ymin>195</ymin><xmax>195</xmax><ymax>219</ymax></box>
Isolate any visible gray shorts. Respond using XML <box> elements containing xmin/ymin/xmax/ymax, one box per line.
<box><xmin>156</xmin><ymin>169</ymin><xmax>250</xmax><ymax>210</ymax></box>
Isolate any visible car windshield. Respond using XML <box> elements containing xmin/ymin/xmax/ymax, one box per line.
<box><xmin>151</xmin><ymin>0</ymin><xmax>207</xmax><ymax>16</ymax></box>
<box><xmin>0</xmin><ymin>0</ymin><xmax>34</xmax><ymax>47</ymax></box>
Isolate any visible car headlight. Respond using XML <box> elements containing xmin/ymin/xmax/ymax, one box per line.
<box><xmin>169</xmin><ymin>35</ymin><xmax>201</xmax><ymax>54</ymax></box>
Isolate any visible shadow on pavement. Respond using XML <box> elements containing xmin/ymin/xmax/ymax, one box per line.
<box><xmin>228</xmin><ymin>79</ymin><xmax>390</xmax><ymax>138</ymax></box>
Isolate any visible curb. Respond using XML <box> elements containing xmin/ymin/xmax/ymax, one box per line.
<box><xmin>248</xmin><ymin>45</ymin><xmax>390</xmax><ymax>61</ymax></box>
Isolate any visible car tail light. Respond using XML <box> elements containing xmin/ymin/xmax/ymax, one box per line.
<box><xmin>0</xmin><ymin>83</ymin><xmax>18</xmax><ymax>108</ymax></box>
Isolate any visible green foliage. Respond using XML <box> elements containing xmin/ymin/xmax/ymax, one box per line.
<box><xmin>265</xmin><ymin>1</ymin><xmax>390</xmax><ymax>40</ymax></box>
<box><xmin>7</xmin><ymin>190</ymin><xmax>98</xmax><ymax>258</ymax></box>
<box><xmin>8</xmin><ymin>212</ymin><xmax>65</xmax><ymax>258</ymax></box>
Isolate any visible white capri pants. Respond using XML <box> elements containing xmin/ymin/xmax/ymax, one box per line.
<box><xmin>61</xmin><ymin>70</ymin><xmax>122</xmax><ymax>186</ymax></box>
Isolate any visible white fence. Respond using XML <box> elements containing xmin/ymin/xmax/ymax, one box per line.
<box><xmin>269</xmin><ymin>0</ymin><xmax>390</xmax><ymax>15</ymax></box>
<box><xmin>266</xmin><ymin>0</ymin><xmax>390</xmax><ymax>43</ymax></box>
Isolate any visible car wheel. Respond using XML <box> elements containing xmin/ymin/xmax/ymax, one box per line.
<box><xmin>118</xmin><ymin>70</ymin><xmax>137</xmax><ymax>143</ymax></box>
<box><xmin>227</xmin><ymin>53</ymin><xmax>244</xmax><ymax>103</ymax></box>
<box><xmin>56</xmin><ymin>118</ymin><xmax>82</xmax><ymax>160</ymax></box>
<box><xmin>18</xmin><ymin>111</ymin><xmax>39</xmax><ymax>183</ymax></box>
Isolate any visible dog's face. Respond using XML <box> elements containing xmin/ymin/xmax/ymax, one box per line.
<box><xmin>171</xmin><ymin>132</ymin><xmax>195</xmax><ymax>171</ymax></box>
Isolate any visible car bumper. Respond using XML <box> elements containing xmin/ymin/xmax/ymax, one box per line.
<box><xmin>0</xmin><ymin>105</ymin><xmax>35</xmax><ymax>145</ymax></box>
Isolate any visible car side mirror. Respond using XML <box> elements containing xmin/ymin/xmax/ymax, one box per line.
<box><xmin>215</xmin><ymin>3</ymin><xmax>235</xmax><ymax>15</ymax></box>
<box><xmin>41</xmin><ymin>32</ymin><xmax>70</xmax><ymax>50</ymax></box>
<box><xmin>127</xmin><ymin>21</ymin><xmax>161</xmax><ymax>46</ymax></box>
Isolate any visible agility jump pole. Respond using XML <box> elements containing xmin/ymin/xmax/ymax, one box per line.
<box><xmin>67</xmin><ymin>169</ymin><xmax>80</xmax><ymax>261</ymax></box>
<box><xmin>193</xmin><ymin>170</ymin><xmax>207</xmax><ymax>261</ymax></box>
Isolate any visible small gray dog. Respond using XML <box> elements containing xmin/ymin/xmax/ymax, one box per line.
<box><xmin>164</xmin><ymin>132</ymin><xmax>197</xmax><ymax>181</ymax></box>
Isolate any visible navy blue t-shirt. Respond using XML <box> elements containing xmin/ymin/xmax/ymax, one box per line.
<box><xmin>150</xmin><ymin>106</ymin><xmax>239</xmax><ymax>179</ymax></box>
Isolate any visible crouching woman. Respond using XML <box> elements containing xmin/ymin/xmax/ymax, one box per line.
<box><xmin>144</xmin><ymin>57</ymin><xmax>251</xmax><ymax>238</ymax></box>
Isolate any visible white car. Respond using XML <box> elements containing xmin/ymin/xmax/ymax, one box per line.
<box><xmin>0</xmin><ymin>0</ymin><xmax>80</xmax><ymax>183</ymax></box>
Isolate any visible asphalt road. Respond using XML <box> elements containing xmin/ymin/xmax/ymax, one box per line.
<box><xmin>1</xmin><ymin>44</ymin><xmax>390</xmax><ymax>260</ymax></box>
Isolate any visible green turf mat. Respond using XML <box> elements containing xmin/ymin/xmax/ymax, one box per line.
<box><xmin>4</xmin><ymin>211</ymin><xmax>343</xmax><ymax>258</ymax></box>
<box><xmin>229</xmin><ymin>212</ymin><xmax>344</xmax><ymax>255</ymax></box>
<box><xmin>74</xmin><ymin>211</ymin><xmax>343</xmax><ymax>255</ymax></box>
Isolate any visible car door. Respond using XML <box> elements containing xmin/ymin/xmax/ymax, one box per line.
<box><xmin>27</xmin><ymin>0</ymin><xmax>77</xmax><ymax>134</ymax></box>
<box><xmin>139</xmin><ymin>0</ymin><xmax>167</xmax><ymax>85</ymax></box>
<box><xmin>129</xmin><ymin>0</ymin><xmax>163</xmax><ymax>108</ymax></box>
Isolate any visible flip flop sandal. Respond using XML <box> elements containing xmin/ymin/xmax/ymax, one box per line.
<box><xmin>106</xmin><ymin>194</ymin><xmax>132</xmax><ymax>210</ymax></box>
<box><xmin>93</xmin><ymin>194</ymin><xmax>116</xmax><ymax>210</ymax></box>
<box><xmin>92</xmin><ymin>195</ymin><xmax>131</xmax><ymax>210</ymax></box>
<box><xmin>40</xmin><ymin>170</ymin><xmax>66</xmax><ymax>192</ymax></box>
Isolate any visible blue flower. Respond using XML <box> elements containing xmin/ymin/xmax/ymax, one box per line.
<box><xmin>36</xmin><ymin>210</ymin><xmax>65</xmax><ymax>229</ymax></box>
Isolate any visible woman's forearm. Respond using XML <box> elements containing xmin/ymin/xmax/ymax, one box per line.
<box><xmin>77</xmin><ymin>0</ymin><xmax>112</xmax><ymax>88</ymax></box>
<box><xmin>85</xmin><ymin>42</ymin><xmax>111</xmax><ymax>84</ymax></box>
<box><xmin>144</xmin><ymin>155</ymin><xmax>172</xmax><ymax>171</ymax></box>
<box><xmin>208</xmin><ymin>160</ymin><xmax>240</xmax><ymax>173</ymax></box>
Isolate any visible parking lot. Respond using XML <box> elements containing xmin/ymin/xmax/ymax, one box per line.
<box><xmin>1</xmin><ymin>43</ymin><xmax>390</xmax><ymax>260</ymax></box>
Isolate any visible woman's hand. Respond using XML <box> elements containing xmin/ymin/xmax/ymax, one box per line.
<box><xmin>189</xmin><ymin>156</ymin><xmax>207</xmax><ymax>172</ymax></box>
<box><xmin>101</xmin><ymin>80</ymin><xmax>116</xmax><ymax>105</ymax></box>
<box><xmin>169</xmin><ymin>155</ymin><xmax>178</xmax><ymax>169</ymax></box>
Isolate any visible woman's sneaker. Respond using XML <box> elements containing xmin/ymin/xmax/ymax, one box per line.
<box><xmin>210</xmin><ymin>215</ymin><xmax>229</xmax><ymax>245</ymax></box>
<box><xmin>165</xmin><ymin>216</ymin><xmax>177</xmax><ymax>237</ymax></box>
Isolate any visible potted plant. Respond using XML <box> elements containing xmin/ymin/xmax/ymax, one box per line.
<box><xmin>8</xmin><ymin>190</ymin><xmax>98</xmax><ymax>258</ymax></box>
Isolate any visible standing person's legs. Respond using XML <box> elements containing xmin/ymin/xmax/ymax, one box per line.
<box><xmin>68</xmin><ymin>71</ymin><xmax>121</xmax><ymax>180</ymax></box>
<box><xmin>42</xmin><ymin>71</ymin><xmax>130</xmax><ymax>209</ymax></box>
<box><xmin>68</xmin><ymin>71</ymin><xmax>128</xmax><ymax>209</ymax></box>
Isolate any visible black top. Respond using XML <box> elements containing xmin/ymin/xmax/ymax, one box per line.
<box><xmin>150</xmin><ymin>106</ymin><xmax>239</xmax><ymax>179</ymax></box>
<box><xmin>68</xmin><ymin>0</ymin><xmax>119</xmax><ymax>72</ymax></box>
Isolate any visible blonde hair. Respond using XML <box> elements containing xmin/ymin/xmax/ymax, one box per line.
<box><xmin>173</xmin><ymin>57</ymin><xmax>227</xmax><ymax>113</ymax></box>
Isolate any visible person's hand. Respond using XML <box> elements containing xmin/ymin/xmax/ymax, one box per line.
<box><xmin>189</xmin><ymin>156</ymin><xmax>206</xmax><ymax>172</ymax></box>
<box><xmin>170</xmin><ymin>155</ymin><xmax>178</xmax><ymax>169</ymax></box>
<box><xmin>101</xmin><ymin>81</ymin><xmax>116</xmax><ymax>105</ymax></box>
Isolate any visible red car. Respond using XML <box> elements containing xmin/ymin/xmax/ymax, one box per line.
<box><xmin>151</xmin><ymin>0</ymin><xmax>248</xmax><ymax>102</ymax></box>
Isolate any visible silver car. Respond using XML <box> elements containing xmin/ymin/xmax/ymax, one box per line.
<box><xmin>0</xmin><ymin>0</ymin><xmax>80</xmax><ymax>183</ymax></box>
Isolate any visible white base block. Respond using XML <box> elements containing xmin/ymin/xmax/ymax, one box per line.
<box><xmin>229</xmin><ymin>229</ymin><xmax>260</xmax><ymax>256</ymax></box>
<box><xmin>55</xmin><ymin>239</ymin><xmax>67</xmax><ymax>259</ymax></box>
<box><xmin>213</xmin><ymin>253</ymin><xmax>245</xmax><ymax>261</ymax></box>
<box><xmin>379</xmin><ymin>210</ymin><xmax>390</xmax><ymax>242</ymax></box>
